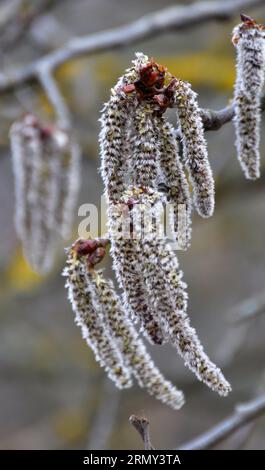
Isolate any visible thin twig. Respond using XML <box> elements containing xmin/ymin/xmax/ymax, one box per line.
<box><xmin>38</xmin><ymin>66</ymin><xmax>71</xmax><ymax>129</ymax></box>
<box><xmin>201</xmin><ymin>95</ymin><xmax>265</xmax><ymax>131</ymax></box>
<box><xmin>0</xmin><ymin>0</ymin><xmax>262</xmax><ymax>93</ymax></box>
<box><xmin>179</xmin><ymin>394</ymin><xmax>265</xmax><ymax>450</ymax></box>
<box><xmin>129</xmin><ymin>415</ymin><xmax>154</xmax><ymax>450</ymax></box>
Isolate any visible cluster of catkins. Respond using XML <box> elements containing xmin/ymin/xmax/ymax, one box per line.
<box><xmin>10</xmin><ymin>114</ymin><xmax>80</xmax><ymax>274</ymax></box>
<box><xmin>100</xmin><ymin>52</ymin><xmax>215</xmax><ymax>248</ymax></box>
<box><xmin>232</xmin><ymin>14</ymin><xmax>265</xmax><ymax>179</ymax></box>
<box><xmin>64</xmin><ymin>52</ymin><xmax>231</xmax><ymax>410</ymax></box>
<box><xmin>64</xmin><ymin>238</ymin><xmax>185</xmax><ymax>410</ymax></box>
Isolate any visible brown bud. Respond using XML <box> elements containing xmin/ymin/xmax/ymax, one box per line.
<box><xmin>88</xmin><ymin>247</ymin><xmax>106</xmax><ymax>267</ymax></box>
<box><xmin>74</xmin><ymin>239</ymin><xmax>98</xmax><ymax>256</ymax></box>
<box><xmin>240</xmin><ymin>13</ymin><xmax>254</xmax><ymax>24</ymax></box>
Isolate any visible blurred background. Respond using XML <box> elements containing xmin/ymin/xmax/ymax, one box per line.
<box><xmin>0</xmin><ymin>0</ymin><xmax>265</xmax><ymax>450</ymax></box>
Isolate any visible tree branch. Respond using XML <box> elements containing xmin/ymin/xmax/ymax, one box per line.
<box><xmin>179</xmin><ymin>394</ymin><xmax>265</xmax><ymax>450</ymax></box>
<box><xmin>0</xmin><ymin>0</ymin><xmax>262</xmax><ymax>93</ymax></box>
<box><xmin>202</xmin><ymin>95</ymin><xmax>265</xmax><ymax>131</ymax></box>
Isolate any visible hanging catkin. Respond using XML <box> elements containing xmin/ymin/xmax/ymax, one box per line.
<box><xmin>10</xmin><ymin>114</ymin><xmax>80</xmax><ymax>274</ymax></box>
<box><xmin>232</xmin><ymin>15</ymin><xmax>265</xmax><ymax>179</ymax></box>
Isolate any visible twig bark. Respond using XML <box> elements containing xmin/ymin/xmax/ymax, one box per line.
<box><xmin>179</xmin><ymin>394</ymin><xmax>265</xmax><ymax>450</ymax></box>
<box><xmin>0</xmin><ymin>0</ymin><xmax>262</xmax><ymax>93</ymax></box>
<box><xmin>129</xmin><ymin>415</ymin><xmax>154</xmax><ymax>450</ymax></box>
<box><xmin>201</xmin><ymin>95</ymin><xmax>265</xmax><ymax>131</ymax></box>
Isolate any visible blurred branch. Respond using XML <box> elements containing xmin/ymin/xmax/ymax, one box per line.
<box><xmin>179</xmin><ymin>394</ymin><xmax>265</xmax><ymax>450</ymax></box>
<box><xmin>0</xmin><ymin>0</ymin><xmax>58</xmax><ymax>51</ymax></box>
<box><xmin>229</xmin><ymin>291</ymin><xmax>265</xmax><ymax>324</ymax></box>
<box><xmin>38</xmin><ymin>66</ymin><xmax>71</xmax><ymax>129</ymax></box>
<box><xmin>87</xmin><ymin>379</ymin><xmax>120</xmax><ymax>450</ymax></box>
<box><xmin>129</xmin><ymin>415</ymin><xmax>154</xmax><ymax>450</ymax></box>
<box><xmin>0</xmin><ymin>0</ymin><xmax>23</xmax><ymax>32</ymax></box>
<box><xmin>0</xmin><ymin>0</ymin><xmax>262</xmax><ymax>93</ymax></box>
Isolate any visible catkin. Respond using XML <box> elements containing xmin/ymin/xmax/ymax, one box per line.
<box><xmin>99</xmin><ymin>53</ymin><xmax>149</xmax><ymax>202</ymax></box>
<box><xmin>9</xmin><ymin>115</ymin><xmax>80</xmax><ymax>274</ymax></box>
<box><xmin>172</xmin><ymin>80</ymin><xmax>215</xmax><ymax>218</ymax></box>
<box><xmin>130</xmin><ymin>102</ymin><xmax>160</xmax><ymax>189</ymax></box>
<box><xmin>99</xmin><ymin>92</ymin><xmax>130</xmax><ymax>202</ymax></box>
<box><xmin>156</xmin><ymin>116</ymin><xmax>192</xmax><ymax>248</ymax></box>
<box><xmin>154</xmin><ymin>240</ymin><xmax>231</xmax><ymax>397</ymax></box>
<box><xmin>109</xmin><ymin>192</ymin><xmax>166</xmax><ymax>345</ymax></box>
<box><xmin>232</xmin><ymin>16</ymin><xmax>265</xmax><ymax>179</ymax></box>
<box><xmin>64</xmin><ymin>244</ymin><xmax>132</xmax><ymax>389</ymax></box>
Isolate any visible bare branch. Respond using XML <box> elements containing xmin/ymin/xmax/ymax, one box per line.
<box><xmin>129</xmin><ymin>415</ymin><xmax>155</xmax><ymax>450</ymax></box>
<box><xmin>0</xmin><ymin>0</ymin><xmax>263</xmax><ymax>93</ymax></box>
<box><xmin>202</xmin><ymin>95</ymin><xmax>265</xmax><ymax>131</ymax></box>
<box><xmin>179</xmin><ymin>394</ymin><xmax>265</xmax><ymax>450</ymax></box>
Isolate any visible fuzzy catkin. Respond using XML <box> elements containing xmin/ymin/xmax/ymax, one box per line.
<box><xmin>172</xmin><ymin>80</ymin><xmax>215</xmax><ymax>218</ymax></box>
<box><xmin>112</xmin><ymin>239</ymin><xmax>165</xmax><ymax>345</ymax></box>
<box><xmin>64</xmin><ymin>247</ymin><xmax>132</xmax><ymax>389</ymax></box>
<box><xmin>109</xmin><ymin>196</ymin><xmax>166</xmax><ymax>345</ymax></box>
<box><xmin>99</xmin><ymin>92</ymin><xmax>130</xmax><ymax>202</ymax></box>
<box><xmin>10</xmin><ymin>115</ymin><xmax>80</xmax><ymax>274</ymax></box>
<box><xmin>130</xmin><ymin>103</ymin><xmax>159</xmax><ymax>189</ymax></box>
<box><xmin>10</xmin><ymin>115</ymin><xmax>57</xmax><ymax>273</ymax></box>
<box><xmin>139</xmin><ymin>191</ymin><xmax>230</xmax><ymax>396</ymax></box>
<box><xmin>233</xmin><ymin>19</ymin><xmax>265</xmax><ymax>179</ymax></box>
<box><xmin>88</xmin><ymin>268</ymin><xmax>184</xmax><ymax>409</ymax></box>
<box><xmin>99</xmin><ymin>53</ymin><xmax>149</xmax><ymax>203</ymax></box>
<box><xmin>154</xmin><ymin>240</ymin><xmax>231</xmax><ymax>397</ymax></box>
<box><xmin>156</xmin><ymin>116</ymin><xmax>192</xmax><ymax>248</ymax></box>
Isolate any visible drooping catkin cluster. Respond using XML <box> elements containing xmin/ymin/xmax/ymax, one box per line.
<box><xmin>64</xmin><ymin>238</ymin><xmax>184</xmax><ymax>409</ymax></box>
<box><xmin>232</xmin><ymin>14</ymin><xmax>265</xmax><ymax>180</ymax></box>
<box><xmin>109</xmin><ymin>188</ymin><xmax>231</xmax><ymax>396</ymax></box>
<box><xmin>99</xmin><ymin>54</ymin><xmax>231</xmax><ymax>399</ymax></box>
<box><xmin>100</xmin><ymin>52</ymin><xmax>215</xmax><ymax>249</ymax></box>
<box><xmin>10</xmin><ymin>114</ymin><xmax>80</xmax><ymax>274</ymax></box>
